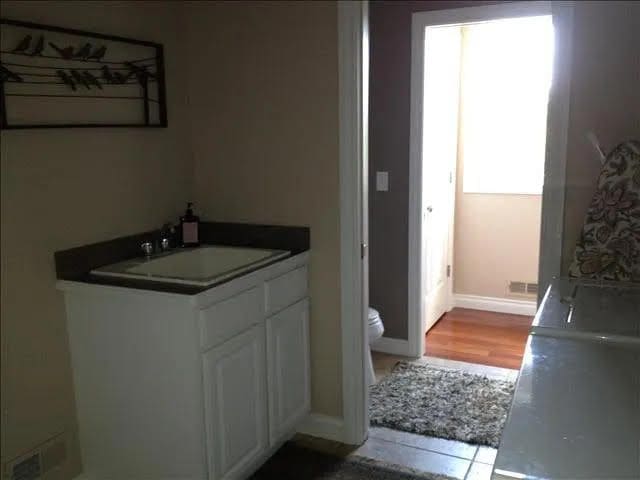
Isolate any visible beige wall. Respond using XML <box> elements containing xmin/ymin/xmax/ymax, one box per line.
<box><xmin>4</xmin><ymin>0</ymin><xmax>635</xmax><ymax>473</ymax></box>
<box><xmin>562</xmin><ymin>1</ymin><xmax>640</xmax><ymax>271</ymax></box>
<box><xmin>453</xmin><ymin>26</ymin><xmax>543</xmax><ymax>300</ymax></box>
<box><xmin>454</xmin><ymin>1</ymin><xmax>640</xmax><ymax>295</ymax></box>
<box><xmin>0</xmin><ymin>1</ymin><xmax>191</xmax><ymax>475</ymax></box>
<box><xmin>183</xmin><ymin>1</ymin><xmax>342</xmax><ymax>416</ymax></box>
<box><xmin>2</xmin><ymin>3</ymin><xmax>342</xmax><ymax>474</ymax></box>
<box><xmin>453</xmin><ymin>161</ymin><xmax>542</xmax><ymax>298</ymax></box>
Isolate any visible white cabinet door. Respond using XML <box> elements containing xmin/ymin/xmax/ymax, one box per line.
<box><xmin>266</xmin><ymin>299</ymin><xmax>310</xmax><ymax>445</ymax></box>
<box><xmin>202</xmin><ymin>325</ymin><xmax>268</xmax><ymax>480</ymax></box>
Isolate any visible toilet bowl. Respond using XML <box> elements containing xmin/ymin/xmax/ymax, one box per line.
<box><xmin>366</xmin><ymin>307</ymin><xmax>384</xmax><ymax>386</ymax></box>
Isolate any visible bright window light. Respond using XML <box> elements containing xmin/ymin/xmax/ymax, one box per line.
<box><xmin>460</xmin><ymin>16</ymin><xmax>553</xmax><ymax>195</ymax></box>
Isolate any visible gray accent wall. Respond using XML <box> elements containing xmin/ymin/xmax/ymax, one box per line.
<box><xmin>561</xmin><ymin>1</ymin><xmax>640</xmax><ymax>272</ymax></box>
<box><xmin>368</xmin><ymin>1</ymin><xmax>502</xmax><ymax>340</ymax></box>
<box><xmin>368</xmin><ymin>0</ymin><xmax>640</xmax><ymax>341</ymax></box>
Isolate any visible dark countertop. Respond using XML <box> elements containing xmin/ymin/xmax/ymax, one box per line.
<box><xmin>55</xmin><ymin>221</ymin><xmax>310</xmax><ymax>295</ymax></box>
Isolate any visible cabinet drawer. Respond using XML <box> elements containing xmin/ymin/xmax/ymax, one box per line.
<box><xmin>265</xmin><ymin>266</ymin><xmax>308</xmax><ymax>316</ymax></box>
<box><xmin>199</xmin><ymin>287</ymin><xmax>262</xmax><ymax>350</ymax></box>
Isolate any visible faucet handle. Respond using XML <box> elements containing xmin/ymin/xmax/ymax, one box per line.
<box><xmin>141</xmin><ymin>241</ymin><xmax>154</xmax><ymax>257</ymax></box>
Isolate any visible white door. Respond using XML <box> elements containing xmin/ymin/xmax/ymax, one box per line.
<box><xmin>202</xmin><ymin>325</ymin><xmax>268</xmax><ymax>480</ymax></box>
<box><xmin>266</xmin><ymin>299</ymin><xmax>310</xmax><ymax>445</ymax></box>
<box><xmin>421</xmin><ymin>26</ymin><xmax>461</xmax><ymax>333</ymax></box>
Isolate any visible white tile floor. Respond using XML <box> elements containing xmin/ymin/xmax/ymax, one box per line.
<box><xmin>355</xmin><ymin>354</ymin><xmax>517</xmax><ymax>480</ymax></box>
<box><xmin>353</xmin><ymin>427</ymin><xmax>499</xmax><ymax>480</ymax></box>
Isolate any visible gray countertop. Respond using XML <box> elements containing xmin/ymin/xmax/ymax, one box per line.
<box><xmin>493</xmin><ymin>278</ymin><xmax>640</xmax><ymax>480</ymax></box>
<box><xmin>494</xmin><ymin>336</ymin><xmax>640</xmax><ymax>480</ymax></box>
<box><xmin>531</xmin><ymin>278</ymin><xmax>640</xmax><ymax>341</ymax></box>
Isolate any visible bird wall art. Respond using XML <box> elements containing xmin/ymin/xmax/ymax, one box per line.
<box><xmin>30</xmin><ymin>36</ymin><xmax>45</xmax><ymax>56</ymax></box>
<box><xmin>48</xmin><ymin>41</ymin><xmax>75</xmax><ymax>59</ymax></box>
<box><xmin>0</xmin><ymin>18</ymin><xmax>167</xmax><ymax>128</ymax></box>
<box><xmin>11</xmin><ymin>34</ymin><xmax>31</xmax><ymax>53</ymax></box>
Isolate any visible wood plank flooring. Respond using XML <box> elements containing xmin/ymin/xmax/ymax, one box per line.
<box><xmin>424</xmin><ymin>308</ymin><xmax>533</xmax><ymax>370</ymax></box>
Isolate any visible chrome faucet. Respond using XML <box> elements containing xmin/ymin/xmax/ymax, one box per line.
<box><xmin>141</xmin><ymin>241</ymin><xmax>154</xmax><ymax>257</ymax></box>
<box><xmin>157</xmin><ymin>222</ymin><xmax>176</xmax><ymax>252</ymax></box>
<box><xmin>140</xmin><ymin>222</ymin><xmax>176</xmax><ymax>257</ymax></box>
<box><xmin>159</xmin><ymin>223</ymin><xmax>174</xmax><ymax>248</ymax></box>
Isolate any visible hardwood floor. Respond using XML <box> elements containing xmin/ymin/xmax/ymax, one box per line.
<box><xmin>424</xmin><ymin>308</ymin><xmax>533</xmax><ymax>370</ymax></box>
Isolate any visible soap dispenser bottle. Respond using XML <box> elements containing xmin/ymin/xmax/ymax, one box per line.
<box><xmin>180</xmin><ymin>202</ymin><xmax>200</xmax><ymax>247</ymax></box>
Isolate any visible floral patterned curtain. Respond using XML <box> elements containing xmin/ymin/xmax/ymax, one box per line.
<box><xmin>569</xmin><ymin>140</ymin><xmax>640</xmax><ymax>282</ymax></box>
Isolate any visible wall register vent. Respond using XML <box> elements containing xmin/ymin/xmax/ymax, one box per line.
<box><xmin>508</xmin><ymin>281</ymin><xmax>538</xmax><ymax>297</ymax></box>
<box><xmin>3</xmin><ymin>434</ymin><xmax>66</xmax><ymax>480</ymax></box>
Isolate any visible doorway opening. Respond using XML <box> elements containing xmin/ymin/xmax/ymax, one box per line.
<box><xmin>366</xmin><ymin>4</ymin><xmax>557</xmax><ymax>475</ymax></box>
<box><xmin>418</xmin><ymin>14</ymin><xmax>553</xmax><ymax>369</ymax></box>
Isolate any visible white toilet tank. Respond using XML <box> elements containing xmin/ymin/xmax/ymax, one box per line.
<box><xmin>367</xmin><ymin>307</ymin><xmax>384</xmax><ymax>386</ymax></box>
<box><xmin>368</xmin><ymin>307</ymin><xmax>384</xmax><ymax>342</ymax></box>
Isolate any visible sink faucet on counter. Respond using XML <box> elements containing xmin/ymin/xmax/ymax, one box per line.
<box><xmin>141</xmin><ymin>222</ymin><xmax>177</xmax><ymax>257</ymax></box>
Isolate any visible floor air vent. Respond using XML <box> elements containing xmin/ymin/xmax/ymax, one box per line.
<box><xmin>10</xmin><ymin>454</ymin><xmax>40</xmax><ymax>480</ymax></box>
<box><xmin>4</xmin><ymin>434</ymin><xmax>66</xmax><ymax>480</ymax></box>
<box><xmin>508</xmin><ymin>281</ymin><xmax>538</xmax><ymax>297</ymax></box>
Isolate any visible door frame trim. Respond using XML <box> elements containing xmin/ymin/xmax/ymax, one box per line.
<box><xmin>537</xmin><ymin>1</ymin><xmax>574</xmax><ymax>303</ymax></box>
<box><xmin>407</xmin><ymin>1</ymin><xmax>572</xmax><ymax>358</ymax></box>
<box><xmin>337</xmin><ymin>0</ymin><xmax>368</xmax><ymax>446</ymax></box>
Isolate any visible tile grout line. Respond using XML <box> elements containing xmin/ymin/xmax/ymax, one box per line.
<box><xmin>474</xmin><ymin>446</ymin><xmax>498</xmax><ymax>465</ymax></box>
<box><xmin>462</xmin><ymin>460</ymin><xmax>473</xmax><ymax>480</ymax></box>
<box><xmin>368</xmin><ymin>433</ymin><xmax>477</xmax><ymax>463</ymax></box>
<box><xmin>464</xmin><ymin>448</ymin><xmax>479</xmax><ymax>480</ymax></box>
<box><xmin>472</xmin><ymin>448</ymin><xmax>480</xmax><ymax>463</ymax></box>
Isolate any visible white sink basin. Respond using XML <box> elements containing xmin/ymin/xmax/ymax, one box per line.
<box><xmin>91</xmin><ymin>245</ymin><xmax>290</xmax><ymax>287</ymax></box>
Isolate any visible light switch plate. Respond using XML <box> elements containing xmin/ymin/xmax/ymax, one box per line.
<box><xmin>376</xmin><ymin>171</ymin><xmax>389</xmax><ymax>191</ymax></box>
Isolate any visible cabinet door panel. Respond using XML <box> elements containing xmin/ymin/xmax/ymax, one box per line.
<box><xmin>202</xmin><ymin>325</ymin><xmax>267</xmax><ymax>480</ymax></box>
<box><xmin>266</xmin><ymin>299</ymin><xmax>310</xmax><ymax>444</ymax></box>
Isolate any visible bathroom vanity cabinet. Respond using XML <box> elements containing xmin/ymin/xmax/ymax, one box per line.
<box><xmin>58</xmin><ymin>252</ymin><xmax>310</xmax><ymax>480</ymax></box>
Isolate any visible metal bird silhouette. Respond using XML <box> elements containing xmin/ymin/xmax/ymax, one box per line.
<box><xmin>75</xmin><ymin>43</ymin><xmax>92</xmax><ymax>60</ymax></box>
<box><xmin>112</xmin><ymin>71</ymin><xmax>129</xmax><ymax>84</ymax></box>
<box><xmin>0</xmin><ymin>65</ymin><xmax>23</xmax><ymax>83</ymax></box>
<box><xmin>87</xmin><ymin>45</ymin><xmax>107</xmax><ymax>61</ymax></box>
<box><xmin>56</xmin><ymin>70</ymin><xmax>76</xmax><ymax>90</ymax></box>
<box><xmin>12</xmin><ymin>35</ymin><xmax>32</xmax><ymax>53</ymax></box>
<box><xmin>49</xmin><ymin>42</ymin><xmax>75</xmax><ymax>59</ymax></box>
<box><xmin>71</xmin><ymin>69</ymin><xmax>90</xmax><ymax>89</ymax></box>
<box><xmin>82</xmin><ymin>70</ymin><xmax>102</xmax><ymax>89</ymax></box>
<box><xmin>100</xmin><ymin>65</ymin><xmax>114</xmax><ymax>83</ymax></box>
<box><xmin>101</xmin><ymin>65</ymin><xmax>128</xmax><ymax>84</ymax></box>
<box><xmin>30</xmin><ymin>36</ymin><xmax>45</xmax><ymax>56</ymax></box>
<box><xmin>125</xmin><ymin>62</ymin><xmax>156</xmax><ymax>85</ymax></box>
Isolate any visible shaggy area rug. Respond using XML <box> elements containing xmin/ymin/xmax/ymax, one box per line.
<box><xmin>369</xmin><ymin>362</ymin><xmax>515</xmax><ymax>448</ymax></box>
<box><xmin>251</xmin><ymin>443</ymin><xmax>455</xmax><ymax>480</ymax></box>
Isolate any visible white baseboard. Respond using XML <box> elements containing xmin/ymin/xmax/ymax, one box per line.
<box><xmin>297</xmin><ymin>413</ymin><xmax>345</xmax><ymax>443</ymax></box>
<box><xmin>453</xmin><ymin>294</ymin><xmax>536</xmax><ymax>316</ymax></box>
<box><xmin>371</xmin><ymin>336</ymin><xmax>411</xmax><ymax>356</ymax></box>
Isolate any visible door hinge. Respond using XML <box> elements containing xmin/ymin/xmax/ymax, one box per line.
<box><xmin>446</xmin><ymin>265</ymin><xmax>451</xmax><ymax>277</ymax></box>
<box><xmin>361</xmin><ymin>243</ymin><xmax>368</xmax><ymax>259</ymax></box>
<box><xmin>449</xmin><ymin>171</ymin><xmax>453</xmax><ymax>183</ymax></box>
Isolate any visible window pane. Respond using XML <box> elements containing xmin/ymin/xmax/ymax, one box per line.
<box><xmin>461</xmin><ymin>16</ymin><xmax>553</xmax><ymax>195</ymax></box>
